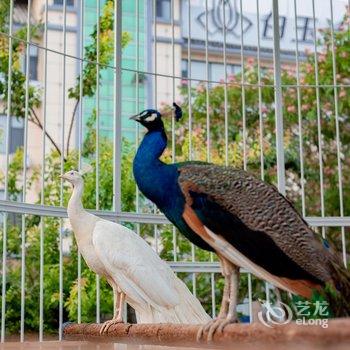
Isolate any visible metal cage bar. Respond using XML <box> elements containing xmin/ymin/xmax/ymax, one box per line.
<box><xmin>1</xmin><ymin>0</ymin><xmax>14</xmax><ymax>341</ymax></box>
<box><xmin>272</xmin><ymin>0</ymin><xmax>286</xmax><ymax>196</ymax></box>
<box><xmin>311</xmin><ymin>0</ymin><xmax>326</xmax><ymax>238</ymax></box>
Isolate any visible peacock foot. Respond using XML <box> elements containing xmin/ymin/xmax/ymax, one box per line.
<box><xmin>99</xmin><ymin>317</ymin><xmax>123</xmax><ymax>335</ymax></box>
<box><xmin>197</xmin><ymin>316</ymin><xmax>238</xmax><ymax>343</ymax></box>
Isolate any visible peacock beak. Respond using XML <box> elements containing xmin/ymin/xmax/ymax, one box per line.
<box><xmin>60</xmin><ymin>174</ymin><xmax>67</xmax><ymax>180</ymax></box>
<box><xmin>129</xmin><ymin>113</ymin><xmax>141</xmax><ymax>121</ymax></box>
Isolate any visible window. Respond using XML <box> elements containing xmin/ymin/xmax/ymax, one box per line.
<box><xmin>21</xmin><ymin>45</ymin><xmax>38</xmax><ymax>81</ymax></box>
<box><xmin>29</xmin><ymin>45</ymin><xmax>38</xmax><ymax>81</ymax></box>
<box><xmin>156</xmin><ymin>0</ymin><xmax>171</xmax><ymax>21</ymax></box>
<box><xmin>181</xmin><ymin>60</ymin><xmax>188</xmax><ymax>78</ymax></box>
<box><xmin>181</xmin><ymin>60</ymin><xmax>241</xmax><ymax>85</ymax></box>
<box><xmin>53</xmin><ymin>0</ymin><xmax>75</xmax><ymax>7</ymax></box>
<box><xmin>211</xmin><ymin>63</ymin><xmax>240</xmax><ymax>83</ymax></box>
<box><xmin>0</xmin><ymin>115</ymin><xmax>24</xmax><ymax>154</ymax></box>
<box><xmin>181</xmin><ymin>60</ymin><xmax>206</xmax><ymax>81</ymax></box>
<box><xmin>210</xmin><ymin>63</ymin><xmax>226</xmax><ymax>83</ymax></box>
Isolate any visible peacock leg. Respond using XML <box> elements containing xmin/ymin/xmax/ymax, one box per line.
<box><xmin>197</xmin><ymin>256</ymin><xmax>238</xmax><ymax>342</ymax></box>
<box><xmin>214</xmin><ymin>265</ymin><xmax>240</xmax><ymax>336</ymax></box>
<box><xmin>100</xmin><ymin>289</ymin><xmax>125</xmax><ymax>335</ymax></box>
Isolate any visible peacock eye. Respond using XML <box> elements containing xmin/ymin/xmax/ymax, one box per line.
<box><xmin>70</xmin><ymin>172</ymin><xmax>74</xmax><ymax>175</ymax></box>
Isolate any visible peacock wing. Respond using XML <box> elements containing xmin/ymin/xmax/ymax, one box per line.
<box><xmin>178</xmin><ymin>163</ymin><xmax>332</xmax><ymax>285</ymax></box>
<box><xmin>92</xmin><ymin>220</ymin><xmax>180</xmax><ymax>309</ymax></box>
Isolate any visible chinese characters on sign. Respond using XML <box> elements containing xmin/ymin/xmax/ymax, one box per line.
<box><xmin>262</xmin><ymin>12</ymin><xmax>315</xmax><ymax>43</ymax></box>
<box><xmin>182</xmin><ymin>0</ymin><xmax>345</xmax><ymax>52</ymax></box>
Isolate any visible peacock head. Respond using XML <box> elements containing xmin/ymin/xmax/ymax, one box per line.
<box><xmin>61</xmin><ymin>170</ymin><xmax>83</xmax><ymax>187</ymax></box>
<box><xmin>129</xmin><ymin>103</ymin><xmax>182</xmax><ymax>132</ymax></box>
<box><xmin>129</xmin><ymin>108</ymin><xmax>163</xmax><ymax>131</ymax></box>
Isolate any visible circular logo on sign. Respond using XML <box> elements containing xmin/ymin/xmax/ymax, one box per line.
<box><xmin>258</xmin><ymin>299</ymin><xmax>293</xmax><ymax>328</ymax></box>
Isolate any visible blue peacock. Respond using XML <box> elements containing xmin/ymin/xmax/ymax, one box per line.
<box><xmin>131</xmin><ymin>103</ymin><xmax>350</xmax><ymax>340</ymax></box>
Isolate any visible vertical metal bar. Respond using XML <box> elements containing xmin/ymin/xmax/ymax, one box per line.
<box><xmin>272</xmin><ymin>0</ymin><xmax>286</xmax><ymax>195</ymax></box>
<box><xmin>135</xmin><ymin>0</ymin><xmax>140</xmax><ymax>204</ymax></box>
<box><xmin>77</xmin><ymin>0</ymin><xmax>84</xmax><ymax>325</ymax></box>
<box><xmin>329</xmin><ymin>0</ymin><xmax>346</xmax><ymax>266</ymax></box>
<box><xmin>154</xmin><ymin>225</ymin><xmax>159</xmax><ymax>254</ymax></box>
<box><xmin>60</xmin><ymin>1</ymin><xmax>67</xmax><ymax>205</ymax></box>
<box><xmin>348</xmin><ymin>0</ymin><xmax>350</xmax><ymax>37</ymax></box>
<box><xmin>293</xmin><ymin>0</ymin><xmax>306</xmax><ymax>217</ymax></box>
<box><xmin>1</xmin><ymin>212</ymin><xmax>8</xmax><ymax>343</ymax></box>
<box><xmin>39</xmin><ymin>0</ymin><xmax>49</xmax><ymax>340</ymax></box>
<box><xmin>348</xmin><ymin>0</ymin><xmax>350</xmax><ymax>40</ymax></box>
<box><xmin>95</xmin><ymin>0</ymin><xmax>101</xmax><ymax>324</ymax></box>
<box><xmin>0</xmin><ymin>0</ymin><xmax>13</xmax><ymax>343</ymax></box>
<box><xmin>77</xmin><ymin>246</ymin><xmax>82</xmax><ymax>323</ymax></box>
<box><xmin>205</xmin><ymin>0</ymin><xmax>215</xmax><ymax>316</ymax></box>
<box><xmin>1</xmin><ymin>0</ymin><xmax>14</xmax><ymax>342</ymax></box>
<box><xmin>135</xmin><ymin>0</ymin><xmax>141</xmax><ymax>238</ymax></box>
<box><xmin>256</xmin><ymin>0</ymin><xmax>264</xmax><ymax>182</ymax></box>
<box><xmin>187</xmin><ymin>0</ymin><xmax>192</xmax><ymax>160</ymax></box>
<box><xmin>113</xmin><ymin>0</ymin><xmax>122</xmax><ymax>214</ymax></box>
<box><xmin>96</xmin><ymin>0</ymin><xmax>100</xmax><ymax>213</ymax></box>
<box><xmin>187</xmin><ymin>0</ymin><xmax>196</xmax><ymax>295</ymax></box>
<box><xmin>205</xmin><ymin>0</ymin><xmax>210</xmax><ymax>162</ymax></box>
<box><xmin>311</xmin><ymin>0</ymin><xmax>325</xmax><ymax>235</ymax></box>
<box><xmin>152</xmin><ymin>0</ymin><xmax>158</xmax><ymax>228</ymax></box>
<box><xmin>172</xmin><ymin>227</ymin><xmax>177</xmax><ymax>261</ymax></box>
<box><xmin>265</xmin><ymin>282</ymin><xmax>270</xmax><ymax>303</ymax></box>
<box><xmin>78</xmin><ymin>3</ymin><xmax>84</xmax><ymax>173</ymax></box>
<box><xmin>222</xmin><ymin>0</ymin><xmax>228</xmax><ymax>166</ymax></box>
<box><xmin>171</xmin><ymin>0</ymin><xmax>175</xmax><ymax>161</ymax></box>
<box><xmin>256</xmin><ymin>0</ymin><xmax>269</xmax><ymax>302</ymax></box>
<box><xmin>171</xmin><ymin>0</ymin><xmax>177</xmax><ymax>262</ymax></box>
<box><xmin>240</xmin><ymin>0</ymin><xmax>252</xmax><ymax>317</ymax></box>
<box><xmin>239</xmin><ymin>0</ymin><xmax>246</xmax><ymax>171</ymax></box>
<box><xmin>153</xmin><ymin>0</ymin><xmax>157</xmax><ymax>107</ymax></box>
<box><xmin>3</xmin><ymin>3</ymin><xmax>13</xmax><ymax>202</ymax></box>
<box><xmin>1</xmin><ymin>211</ymin><xmax>7</xmax><ymax>343</ymax></box>
<box><xmin>59</xmin><ymin>219</ymin><xmax>63</xmax><ymax>341</ymax></box>
<box><xmin>59</xmin><ymin>0</ymin><xmax>67</xmax><ymax>340</ymax></box>
<box><xmin>95</xmin><ymin>273</ymin><xmax>100</xmax><ymax>324</ymax></box>
<box><xmin>39</xmin><ymin>212</ymin><xmax>45</xmax><ymax>340</ymax></box>
<box><xmin>211</xmin><ymin>270</ymin><xmax>216</xmax><ymax>318</ymax></box>
<box><xmin>20</xmin><ymin>0</ymin><xmax>33</xmax><ymax>340</ymax></box>
<box><xmin>248</xmin><ymin>272</ymin><xmax>253</xmax><ymax>323</ymax></box>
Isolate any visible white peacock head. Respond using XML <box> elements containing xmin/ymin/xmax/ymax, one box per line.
<box><xmin>61</xmin><ymin>163</ymin><xmax>93</xmax><ymax>186</ymax></box>
<box><xmin>61</xmin><ymin>170</ymin><xmax>83</xmax><ymax>186</ymax></box>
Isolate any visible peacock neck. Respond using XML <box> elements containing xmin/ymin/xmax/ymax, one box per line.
<box><xmin>133</xmin><ymin>129</ymin><xmax>168</xmax><ymax>176</ymax></box>
<box><xmin>68</xmin><ymin>182</ymin><xmax>84</xmax><ymax>214</ymax></box>
<box><xmin>136</xmin><ymin>129</ymin><xmax>167</xmax><ymax>163</ymax></box>
<box><xmin>67</xmin><ymin>181</ymin><xmax>97</xmax><ymax>238</ymax></box>
<box><xmin>133</xmin><ymin>129</ymin><xmax>177</xmax><ymax>208</ymax></box>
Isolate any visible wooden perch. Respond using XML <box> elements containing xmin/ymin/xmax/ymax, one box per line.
<box><xmin>63</xmin><ymin>319</ymin><xmax>350</xmax><ymax>348</ymax></box>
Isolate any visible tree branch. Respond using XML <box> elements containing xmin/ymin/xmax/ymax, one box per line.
<box><xmin>66</xmin><ymin>98</ymin><xmax>80</xmax><ymax>158</ymax></box>
<box><xmin>29</xmin><ymin>108</ymin><xmax>66</xmax><ymax>161</ymax></box>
